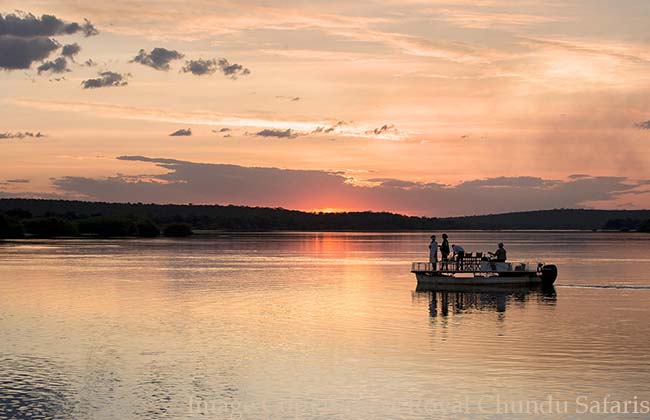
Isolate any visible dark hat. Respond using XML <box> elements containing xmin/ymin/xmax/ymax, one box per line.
<box><xmin>442</xmin><ymin>233</ymin><xmax>448</xmax><ymax>238</ymax></box>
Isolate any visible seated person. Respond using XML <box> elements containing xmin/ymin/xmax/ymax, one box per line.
<box><xmin>489</xmin><ymin>243</ymin><xmax>507</xmax><ymax>262</ymax></box>
<box><xmin>451</xmin><ymin>244</ymin><xmax>465</xmax><ymax>270</ymax></box>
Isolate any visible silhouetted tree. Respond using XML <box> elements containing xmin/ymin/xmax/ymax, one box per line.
<box><xmin>23</xmin><ymin>217</ymin><xmax>78</xmax><ymax>237</ymax></box>
<box><xmin>0</xmin><ymin>215</ymin><xmax>25</xmax><ymax>238</ymax></box>
<box><xmin>639</xmin><ymin>220</ymin><xmax>650</xmax><ymax>233</ymax></box>
<box><xmin>602</xmin><ymin>218</ymin><xmax>642</xmax><ymax>231</ymax></box>
<box><xmin>5</xmin><ymin>208</ymin><xmax>32</xmax><ymax>219</ymax></box>
<box><xmin>77</xmin><ymin>217</ymin><xmax>137</xmax><ymax>237</ymax></box>
<box><xmin>163</xmin><ymin>223</ymin><xmax>193</xmax><ymax>237</ymax></box>
<box><xmin>136</xmin><ymin>218</ymin><xmax>160</xmax><ymax>238</ymax></box>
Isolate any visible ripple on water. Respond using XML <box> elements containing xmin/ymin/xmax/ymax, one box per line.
<box><xmin>0</xmin><ymin>355</ymin><xmax>76</xmax><ymax>420</ymax></box>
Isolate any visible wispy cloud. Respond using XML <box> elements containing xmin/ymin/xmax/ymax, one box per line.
<box><xmin>0</xmin><ymin>131</ymin><xmax>46</xmax><ymax>139</ymax></box>
<box><xmin>434</xmin><ymin>9</ymin><xmax>568</xmax><ymax>29</ymax></box>
<box><xmin>520</xmin><ymin>37</ymin><xmax>650</xmax><ymax>65</ymax></box>
<box><xmin>72</xmin><ymin>4</ymin><xmax>499</xmax><ymax>64</ymax></box>
<box><xmin>13</xmin><ymin>99</ymin><xmax>410</xmax><ymax>140</ymax></box>
<box><xmin>169</xmin><ymin>128</ymin><xmax>192</xmax><ymax>136</ymax></box>
<box><xmin>276</xmin><ymin>95</ymin><xmax>300</xmax><ymax>101</ymax></box>
<box><xmin>365</xmin><ymin>124</ymin><xmax>398</xmax><ymax>136</ymax></box>
<box><xmin>635</xmin><ymin>120</ymin><xmax>650</xmax><ymax>130</ymax></box>
<box><xmin>254</xmin><ymin>128</ymin><xmax>299</xmax><ymax>139</ymax></box>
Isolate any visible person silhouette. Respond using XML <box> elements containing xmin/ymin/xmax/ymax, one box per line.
<box><xmin>428</xmin><ymin>235</ymin><xmax>438</xmax><ymax>270</ymax></box>
<box><xmin>440</xmin><ymin>233</ymin><xmax>450</xmax><ymax>269</ymax></box>
<box><xmin>489</xmin><ymin>243</ymin><xmax>507</xmax><ymax>262</ymax></box>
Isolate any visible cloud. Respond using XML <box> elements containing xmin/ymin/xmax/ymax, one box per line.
<box><xmin>37</xmin><ymin>56</ymin><xmax>69</xmax><ymax>74</ymax></box>
<box><xmin>255</xmin><ymin>128</ymin><xmax>298</xmax><ymax>139</ymax></box>
<box><xmin>169</xmin><ymin>128</ymin><xmax>192</xmax><ymax>136</ymax></box>
<box><xmin>458</xmin><ymin>176</ymin><xmax>558</xmax><ymax>188</ymax></box>
<box><xmin>6</xmin><ymin>179</ymin><xmax>30</xmax><ymax>183</ymax></box>
<box><xmin>365</xmin><ymin>124</ymin><xmax>398</xmax><ymax>136</ymax></box>
<box><xmin>312</xmin><ymin>121</ymin><xmax>346</xmax><ymax>134</ymax></box>
<box><xmin>81</xmin><ymin>71</ymin><xmax>129</xmax><ymax>89</ymax></box>
<box><xmin>212</xmin><ymin>127</ymin><xmax>231</xmax><ymax>137</ymax></box>
<box><xmin>435</xmin><ymin>9</ymin><xmax>567</xmax><ymax>29</ymax></box>
<box><xmin>181</xmin><ymin>58</ymin><xmax>216</xmax><ymax>75</ymax></box>
<box><xmin>634</xmin><ymin>120</ymin><xmax>650</xmax><ymax>130</ymax></box>
<box><xmin>83</xmin><ymin>58</ymin><xmax>97</xmax><ymax>67</ymax></box>
<box><xmin>520</xmin><ymin>37</ymin><xmax>650</xmax><ymax>66</ymax></box>
<box><xmin>0</xmin><ymin>131</ymin><xmax>46</xmax><ymax>139</ymax></box>
<box><xmin>14</xmin><ymin>99</ymin><xmax>407</xmax><ymax>140</ymax></box>
<box><xmin>218</xmin><ymin>58</ymin><xmax>251</xmax><ymax>78</ymax></box>
<box><xmin>0</xmin><ymin>12</ymin><xmax>98</xmax><ymax>37</ymax></box>
<box><xmin>50</xmin><ymin>156</ymin><xmax>650</xmax><ymax>216</ymax></box>
<box><xmin>181</xmin><ymin>58</ymin><xmax>250</xmax><ymax>78</ymax></box>
<box><xmin>71</xmin><ymin>5</ymin><xmax>498</xmax><ymax>63</ymax></box>
<box><xmin>61</xmin><ymin>43</ymin><xmax>81</xmax><ymax>59</ymax></box>
<box><xmin>0</xmin><ymin>13</ymin><xmax>97</xmax><ymax>70</ymax></box>
<box><xmin>131</xmin><ymin>47</ymin><xmax>184</xmax><ymax>70</ymax></box>
<box><xmin>276</xmin><ymin>95</ymin><xmax>301</xmax><ymax>101</ymax></box>
<box><xmin>0</xmin><ymin>36</ymin><xmax>59</xmax><ymax>70</ymax></box>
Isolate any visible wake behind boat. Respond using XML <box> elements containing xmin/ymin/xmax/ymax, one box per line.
<box><xmin>411</xmin><ymin>256</ymin><xmax>558</xmax><ymax>286</ymax></box>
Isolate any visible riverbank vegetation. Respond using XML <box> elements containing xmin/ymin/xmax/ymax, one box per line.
<box><xmin>1</xmin><ymin>198</ymin><xmax>649</xmax><ymax>238</ymax></box>
<box><xmin>0</xmin><ymin>210</ymin><xmax>196</xmax><ymax>239</ymax></box>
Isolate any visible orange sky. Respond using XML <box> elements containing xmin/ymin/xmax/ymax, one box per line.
<box><xmin>1</xmin><ymin>1</ymin><xmax>649</xmax><ymax>215</ymax></box>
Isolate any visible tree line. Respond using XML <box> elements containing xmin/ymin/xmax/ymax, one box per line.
<box><xmin>0</xmin><ymin>198</ymin><xmax>649</xmax><ymax>238</ymax></box>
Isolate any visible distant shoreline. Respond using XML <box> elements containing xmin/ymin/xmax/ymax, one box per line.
<box><xmin>1</xmin><ymin>198</ymin><xmax>649</xmax><ymax>238</ymax></box>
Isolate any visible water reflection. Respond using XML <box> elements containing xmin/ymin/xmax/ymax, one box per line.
<box><xmin>413</xmin><ymin>285</ymin><xmax>557</xmax><ymax>317</ymax></box>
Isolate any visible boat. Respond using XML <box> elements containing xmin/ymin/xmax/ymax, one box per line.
<box><xmin>411</xmin><ymin>253</ymin><xmax>557</xmax><ymax>286</ymax></box>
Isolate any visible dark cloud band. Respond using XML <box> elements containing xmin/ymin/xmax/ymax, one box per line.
<box><xmin>0</xmin><ymin>13</ymin><xmax>98</xmax><ymax>37</ymax></box>
<box><xmin>50</xmin><ymin>156</ymin><xmax>649</xmax><ymax>216</ymax></box>
<box><xmin>0</xmin><ymin>36</ymin><xmax>59</xmax><ymax>70</ymax></box>
<box><xmin>0</xmin><ymin>13</ymin><xmax>97</xmax><ymax>71</ymax></box>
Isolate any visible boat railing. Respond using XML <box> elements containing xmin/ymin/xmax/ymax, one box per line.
<box><xmin>411</xmin><ymin>262</ymin><xmax>435</xmax><ymax>272</ymax></box>
<box><xmin>411</xmin><ymin>256</ymin><xmax>507</xmax><ymax>273</ymax></box>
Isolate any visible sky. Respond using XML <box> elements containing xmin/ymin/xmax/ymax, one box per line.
<box><xmin>1</xmin><ymin>0</ymin><xmax>649</xmax><ymax>216</ymax></box>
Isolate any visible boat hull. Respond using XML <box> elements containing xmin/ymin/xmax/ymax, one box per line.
<box><xmin>415</xmin><ymin>272</ymin><xmax>543</xmax><ymax>286</ymax></box>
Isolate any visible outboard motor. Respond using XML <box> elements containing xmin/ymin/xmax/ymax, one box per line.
<box><xmin>541</xmin><ymin>264</ymin><xmax>558</xmax><ymax>285</ymax></box>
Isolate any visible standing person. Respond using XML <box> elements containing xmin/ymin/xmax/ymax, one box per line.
<box><xmin>440</xmin><ymin>234</ymin><xmax>450</xmax><ymax>269</ymax></box>
<box><xmin>428</xmin><ymin>235</ymin><xmax>439</xmax><ymax>270</ymax></box>
<box><xmin>452</xmin><ymin>244</ymin><xmax>465</xmax><ymax>270</ymax></box>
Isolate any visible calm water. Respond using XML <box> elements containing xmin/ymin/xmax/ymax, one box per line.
<box><xmin>1</xmin><ymin>232</ymin><xmax>650</xmax><ymax>419</ymax></box>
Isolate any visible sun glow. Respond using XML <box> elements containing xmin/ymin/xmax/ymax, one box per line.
<box><xmin>311</xmin><ymin>208</ymin><xmax>350</xmax><ymax>214</ymax></box>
